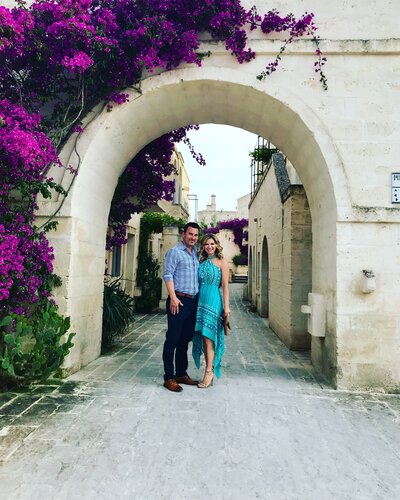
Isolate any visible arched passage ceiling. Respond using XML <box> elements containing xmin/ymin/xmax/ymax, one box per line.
<box><xmin>65</xmin><ymin>66</ymin><xmax>349</xmax><ymax>222</ymax></box>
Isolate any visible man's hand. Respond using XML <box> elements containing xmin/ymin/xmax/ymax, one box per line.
<box><xmin>170</xmin><ymin>295</ymin><xmax>183</xmax><ymax>315</ymax></box>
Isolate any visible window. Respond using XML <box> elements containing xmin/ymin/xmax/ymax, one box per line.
<box><xmin>111</xmin><ymin>245</ymin><xmax>121</xmax><ymax>277</ymax></box>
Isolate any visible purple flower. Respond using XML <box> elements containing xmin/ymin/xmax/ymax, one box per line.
<box><xmin>61</xmin><ymin>51</ymin><xmax>94</xmax><ymax>74</ymax></box>
<box><xmin>204</xmin><ymin>218</ymin><xmax>248</xmax><ymax>256</ymax></box>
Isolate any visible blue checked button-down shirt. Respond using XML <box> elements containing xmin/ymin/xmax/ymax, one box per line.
<box><xmin>163</xmin><ymin>242</ymin><xmax>199</xmax><ymax>295</ymax></box>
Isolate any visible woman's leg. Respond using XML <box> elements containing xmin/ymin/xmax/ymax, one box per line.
<box><xmin>203</xmin><ymin>337</ymin><xmax>215</xmax><ymax>372</ymax></box>
<box><xmin>202</xmin><ymin>336</ymin><xmax>208</xmax><ymax>368</ymax></box>
<box><xmin>199</xmin><ymin>336</ymin><xmax>215</xmax><ymax>387</ymax></box>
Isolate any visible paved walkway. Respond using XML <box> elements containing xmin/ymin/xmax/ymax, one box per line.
<box><xmin>1</xmin><ymin>284</ymin><xmax>400</xmax><ymax>499</ymax></box>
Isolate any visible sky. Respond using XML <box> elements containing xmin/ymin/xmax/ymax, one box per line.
<box><xmin>177</xmin><ymin>124</ymin><xmax>259</xmax><ymax>217</ymax></box>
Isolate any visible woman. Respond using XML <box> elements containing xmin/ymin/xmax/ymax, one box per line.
<box><xmin>192</xmin><ymin>233</ymin><xmax>230</xmax><ymax>388</ymax></box>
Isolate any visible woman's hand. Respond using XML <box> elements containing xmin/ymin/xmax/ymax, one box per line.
<box><xmin>223</xmin><ymin>309</ymin><xmax>230</xmax><ymax>318</ymax></box>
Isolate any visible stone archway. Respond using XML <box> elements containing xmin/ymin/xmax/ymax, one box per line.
<box><xmin>260</xmin><ymin>236</ymin><xmax>269</xmax><ymax>318</ymax></box>
<box><xmin>39</xmin><ymin>64</ymin><xmax>350</xmax><ymax>385</ymax></box>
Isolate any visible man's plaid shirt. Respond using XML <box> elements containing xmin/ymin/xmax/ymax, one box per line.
<box><xmin>163</xmin><ymin>242</ymin><xmax>199</xmax><ymax>295</ymax></box>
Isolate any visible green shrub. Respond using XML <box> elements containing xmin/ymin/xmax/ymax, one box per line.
<box><xmin>232</xmin><ymin>253</ymin><xmax>248</xmax><ymax>266</ymax></box>
<box><xmin>135</xmin><ymin>278</ymin><xmax>162</xmax><ymax>313</ymax></box>
<box><xmin>135</xmin><ymin>254</ymin><xmax>162</xmax><ymax>313</ymax></box>
<box><xmin>0</xmin><ymin>303</ymin><xmax>75</xmax><ymax>386</ymax></box>
<box><xmin>102</xmin><ymin>278</ymin><xmax>135</xmax><ymax>352</ymax></box>
<box><xmin>249</xmin><ymin>146</ymin><xmax>278</xmax><ymax>164</ymax></box>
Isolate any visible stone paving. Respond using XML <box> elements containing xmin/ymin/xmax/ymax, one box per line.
<box><xmin>0</xmin><ymin>284</ymin><xmax>400</xmax><ymax>499</ymax></box>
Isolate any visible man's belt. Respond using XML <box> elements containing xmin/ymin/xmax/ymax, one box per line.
<box><xmin>175</xmin><ymin>291</ymin><xmax>196</xmax><ymax>299</ymax></box>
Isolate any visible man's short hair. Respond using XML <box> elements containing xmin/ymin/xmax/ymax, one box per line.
<box><xmin>183</xmin><ymin>222</ymin><xmax>200</xmax><ymax>233</ymax></box>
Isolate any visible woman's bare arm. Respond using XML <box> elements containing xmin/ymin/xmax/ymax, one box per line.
<box><xmin>220</xmin><ymin>259</ymin><xmax>230</xmax><ymax>317</ymax></box>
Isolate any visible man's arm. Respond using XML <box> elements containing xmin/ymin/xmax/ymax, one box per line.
<box><xmin>165</xmin><ymin>280</ymin><xmax>182</xmax><ymax>315</ymax></box>
<box><xmin>163</xmin><ymin>248</ymin><xmax>183</xmax><ymax>315</ymax></box>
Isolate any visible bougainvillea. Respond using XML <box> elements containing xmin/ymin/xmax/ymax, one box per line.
<box><xmin>0</xmin><ymin>0</ymin><xmax>326</xmax><ymax>318</ymax></box>
<box><xmin>0</xmin><ymin>228</ymin><xmax>24</xmax><ymax>303</ymax></box>
<box><xmin>0</xmin><ymin>1</ymin><xmax>326</xmax><ymax>137</ymax></box>
<box><xmin>108</xmin><ymin>125</ymin><xmax>205</xmax><ymax>249</ymax></box>
<box><xmin>0</xmin><ymin>99</ymin><xmax>63</xmax><ymax>315</ymax></box>
<box><xmin>248</xmin><ymin>7</ymin><xmax>327</xmax><ymax>88</ymax></box>
<box><xmin>206</xmin><ymin>218</ymin><xmax>248</xmax><ymax>262</ymax></box>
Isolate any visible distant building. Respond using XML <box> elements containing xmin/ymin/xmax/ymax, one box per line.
<box><xmin>198</xmin><ymin>193</ymin><xmax>250</xmax><ymax>226</ymax></box>
<box><xmin>197</xmin><ymin>193</ymin><xmax>250</xmax><ymax>282</ymax></box>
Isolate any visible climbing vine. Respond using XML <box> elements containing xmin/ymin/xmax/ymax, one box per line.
<box><xmin>206</xmin><ymin>218</ymin><xmax>248</xmax><ymax>264</ymax></box>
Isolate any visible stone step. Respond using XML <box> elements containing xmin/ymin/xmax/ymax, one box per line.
<box><xmin>232</xmin><ymin>274</ymin><xmax>248</xmax><ymax>283</ymax></box>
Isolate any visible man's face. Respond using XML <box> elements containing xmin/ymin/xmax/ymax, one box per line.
<box><xmin>182</xmin><ymin>227</ymin><xmax>199</xmax><ymax>248</ymax></box>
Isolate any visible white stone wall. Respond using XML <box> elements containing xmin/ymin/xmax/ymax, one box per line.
<box><xmin>21</xmin><ymin>0</ymin><xmax>400</xmax><ymax>390</ymax></box>
<box><xmin>248</xmin><ymin>164</ymin><xmax>312</xmax><ymax>350</ymax></box>
<box><xmin>290</xmin><ymin>193</ymin><xmax>312</xmax><ymax>341</ymax></box>
<box><xmin>211</xmin><ymin>229</ymin><xmax>243</xmax><ymax>279</ymax></box>
<box><xmin>237</xmin><ymin>193</ymin><xmax>251</xmax><ymax>219</ymax></box>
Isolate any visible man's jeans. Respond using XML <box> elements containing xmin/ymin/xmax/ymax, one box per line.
<box><xmin>163</xmin><ymin>295</ymin><xmax>198</xmax><ymax>381</ymax></box>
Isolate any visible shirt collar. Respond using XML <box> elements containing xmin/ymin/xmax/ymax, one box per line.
<box><xmin>179</xmin><ymin>241</ymin><xmax>197</xmax><ymax>255</ymax></box>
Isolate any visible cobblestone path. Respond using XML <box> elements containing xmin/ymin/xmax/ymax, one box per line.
<box><xmin>1</xmin><ymin>284</ymin><xmax>400</xmax><ymax>499</ymax></box>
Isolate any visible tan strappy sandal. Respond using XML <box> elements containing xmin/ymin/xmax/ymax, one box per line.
<box><xmin>198</xmin><ymin>370</ymin><xmax>214</xmax><ymax>388</ymax></box>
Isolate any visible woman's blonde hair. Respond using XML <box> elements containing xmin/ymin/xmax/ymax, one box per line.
<box><xmin>199</xmin><ymin>233</ymin><xmax>224</xmax><ymax>262</ymax></box>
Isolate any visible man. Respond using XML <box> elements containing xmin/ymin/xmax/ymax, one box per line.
<box><xmin>162</xmin><ymin>222</ymin><xmax>200</xmax><ymax>392</ymax></box>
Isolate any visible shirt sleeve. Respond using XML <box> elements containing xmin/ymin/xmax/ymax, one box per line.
<box><xmin>163</xmin><ymin>248</ymin><xmax>178</xmax><ymax>282</ymax></box>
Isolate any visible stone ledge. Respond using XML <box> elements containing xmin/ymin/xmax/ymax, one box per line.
<box><xmin>198</xmin><ymin>38</ymin><xmax>400</xmax><ymax>55</ymax></box>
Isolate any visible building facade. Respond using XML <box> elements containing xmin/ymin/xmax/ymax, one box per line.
<box><xmin>248</xmin><ymin>152</ymin><xmax>312</xmax><ymax>350</ymax></box>
<box><xmin>197</xmin><ymin>194</ymin><xmax>239</xmax><ymax>226</ymax></box>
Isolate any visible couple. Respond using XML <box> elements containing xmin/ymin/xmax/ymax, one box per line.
<box><xmin>162</xmin><ymin>222</ymin><xmax>230</xmax><ymax>392</ymax></box>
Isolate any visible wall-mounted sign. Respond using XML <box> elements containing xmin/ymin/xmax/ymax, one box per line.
<box><xmin>392</xmin><ymin>173</ymin><xmax>400</xmax><ymax>203</ymax></box>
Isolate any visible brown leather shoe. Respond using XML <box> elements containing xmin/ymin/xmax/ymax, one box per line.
<box><xmin>175</xmin><ymin>375</ymin><xmax>199</xmax><ymax>386</ymax></box>
<box><xmin>163</xmin><ymin>379</ymin><xmax>183</xmax><ymax>392</ymax></box>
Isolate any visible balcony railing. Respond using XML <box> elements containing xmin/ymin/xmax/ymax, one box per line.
<box><xmin>250</xmin><ymin>136</ymin><xmax>280</xmax><ymax>199</ymax></box>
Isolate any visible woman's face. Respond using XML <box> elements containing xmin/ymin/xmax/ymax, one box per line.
<box><xmin>203</xmin><ymin>238</ymin><xmax>216</xmax><ymax>256</ymax></box>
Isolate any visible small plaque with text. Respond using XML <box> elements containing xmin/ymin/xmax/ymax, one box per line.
<box><xmin>391</xmin><ymin>173</ymin><xmax>400</xmax><ymax>203</ymax></box>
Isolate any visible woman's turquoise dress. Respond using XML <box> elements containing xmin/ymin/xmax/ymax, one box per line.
<box><xmin>192</xmin><ymin>257</ymin><xmax>225</xmax><ymax>378</ymax></box>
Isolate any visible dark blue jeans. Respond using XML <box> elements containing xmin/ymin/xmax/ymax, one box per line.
<box><xmin>163</xmin><ymin>295</ymin><xmax>198</xmax><ymax>381</ymax></box>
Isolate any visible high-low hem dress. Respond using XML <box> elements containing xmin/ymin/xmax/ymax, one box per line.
<box><xmin>192</xmin><ymin>257</ymin><xmax>225</xmax><ymax>378</ymax></box>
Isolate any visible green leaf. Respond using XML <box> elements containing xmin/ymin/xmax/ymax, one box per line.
<box><xmin>4</xmin><ymin>334</ymin><xmax>15</xmax><ymax>345</ymax></box>
<box><xmin>22</xmin><ymin>325</ymin><xmax>32</xmax><ymax>336</ymax></box>
<box><xmin>0</xmin><ymin>316</ymin><xmax>12</xmax><ymax>327</ymax></box>
<box><xmin>2</xmin><ymin>357</ymin><xmax>10</xmax><ymax>370</ymax></box>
